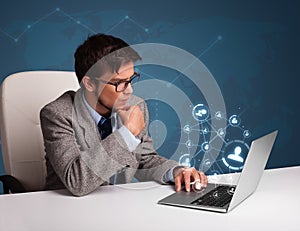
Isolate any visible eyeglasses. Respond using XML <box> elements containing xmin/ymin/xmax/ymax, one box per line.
<box><xmin>96</xmin><ymin>72</ymin><xmax>140</xmax><ymax>92</ymax></box>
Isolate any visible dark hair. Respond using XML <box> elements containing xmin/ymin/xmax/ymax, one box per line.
<box><xmin>74</xmin><ymin>33</ymin><xmax>141</xmax><ymax>83</ymax></box>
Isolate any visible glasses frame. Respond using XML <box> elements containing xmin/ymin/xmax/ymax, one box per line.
<box><xmin>96</xmin><ymin>72</ymin><xmax>140</xmax><ymax>92</ymax></box>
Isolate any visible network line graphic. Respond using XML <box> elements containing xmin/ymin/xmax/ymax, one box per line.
<box><xmin>0</xmin><ymin>6</ymin><xmax>242</xmax><ymax>176</ymax></box>
<box><xmin>0</xmin><ymin>8</ymin><xmax>149</xmax><ymax>43</ymax></box>
<box><xmin>180</xmin><ymin>104</ymin><xmax>251</xmax><ymax>175</ymax></box>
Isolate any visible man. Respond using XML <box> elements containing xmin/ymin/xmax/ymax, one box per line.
<box><xmin>40</xmin><ymin>33</ymin><xmax>207</xmax><ymax>196</ymax></box>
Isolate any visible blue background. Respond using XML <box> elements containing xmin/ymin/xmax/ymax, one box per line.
<box><xmin>0</xmin><ymin>0</ymin><xmax>299</xmax><ymax>192</ymax></box>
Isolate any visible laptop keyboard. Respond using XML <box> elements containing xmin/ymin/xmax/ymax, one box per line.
<box><xmin>191</xmin><ymin>185</ymin><xmax>236</xmax><ymax>207</ymax></box>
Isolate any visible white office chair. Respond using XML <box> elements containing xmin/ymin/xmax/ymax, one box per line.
<box><xmin>0</xmin><ymin>71</ymin><xmax>80</xmax><ymax>193</ymax></box>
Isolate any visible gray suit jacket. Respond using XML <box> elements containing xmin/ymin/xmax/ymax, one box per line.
<box><xmin>40</xmin><ymin>88</ymin><xmax>179</xmax><ymax>196</ymax></box>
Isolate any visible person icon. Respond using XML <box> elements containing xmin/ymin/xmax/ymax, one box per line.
<box><xmin>227</xmin><ymin>187</ymin><xmax>235</xmax><ymax>195</ymax></box>
<box><xmin>201</xmin><ymin>142</ymin><xmax>210</xmax><ymax>152</ymax></box>
<box><xmin>202</xmin><ymin>127</ymin><xmax>209</xmax><ymax>134</ymax></box>
<box><xmin>215</xmin><ymin>111</ymin><xmax>223</xmax><ymax>120</ymax></box>
<box><xmin>179</xmin><ymin>154</ymin><xmax>192</xmax><ymax>167</ymax></box>
<box><xmin>192</xmin><ymin>104</ymin><xmax>209</xmax><ymax>122</ymax></box>
<box><xmin>218</xmin><ymin>128</ymin><xmax>225</xmax><ymax>137</ymax></box>
<box><xmin>229</xmin><ymin>115</ymin><xmax>241</xmax><ymax>127</ymax></box>
<box><xmin>195</xmin><ymin>109</ymin><xmax>207</xmax><ymax>118</ymax></box>
<box><xmin>243</xmin><ymin>130</ymin><xmax>251</xmax><ymax>138</ymax></box>
<box><xmin>204</xmin><ymin>144</ymin><xmax>209</xmax><ymax>150</ymax></box>
<box><xmin>183</xmin><ymin>125</ymin><xmax>191</xmax><ymax>133</ymax></box>
<box><xmin>183</xmin><ymin>157</ymin><xmax>191</xmax><ymax>167</ymax></box>
<box><xmin>185</xmin><ymin>140</ymin><xmax>192</xmax><ymax>148</ymax></box>
<box><xmin>227</xmin><ymin>146</ymin><xmax>244</xmax><ymax>163</ymax></box>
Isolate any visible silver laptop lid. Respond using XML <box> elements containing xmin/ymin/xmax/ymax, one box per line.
<box><xmin>228</xmin><ymin>130</ymin><xmax>278</xmax><ymax>211</ymax></box>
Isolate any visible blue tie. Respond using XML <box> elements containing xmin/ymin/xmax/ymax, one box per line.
<box><xmin>98</xmin><ymin>117</ymin><xmax>112</xmax><ymax>139</ymax></box>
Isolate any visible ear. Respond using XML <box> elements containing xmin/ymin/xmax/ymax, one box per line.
<box><xmin>82</xmin><ymin>76</ymin><xmax>96</xmax><ymax>92</ymax></box>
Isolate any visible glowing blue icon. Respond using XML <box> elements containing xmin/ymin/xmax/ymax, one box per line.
<box><xmin>221</xmin><ymin>140</ymin><xmax>249</xmax><ymax>171</ymax></box>
<box><xmin>179</xmin><ymin>154</ymin><xmax>194</xmax><ymax>167</ymax></box>
<box><xmin>196</xmin><ymin>109</ymin><xmax>207</xmax><ymax>117</ymax></box>
<box><xmin>227</xmin><ymin>146</ymin><xmax>244</xmax><ymax>163</ymax></box>
<box><xmin>201</xmin><ymin>142</ymin><xmax>211</xmax><ymax>152</ymax></box>
<box><xmin>202</xmin><ymin>126</ymin><xmax>209</xmax><ymax>134</ymax></box>
<box><xmin>192</xmin><ymin>104</ymin><xmax>210</xmax><ymax>122</ymax></box>
<box><xmin>229</xmin><ymin>115</ymin><xmax>241</xmax><ymax>127</ymax></box>
<box><xmin>203</xmin><ymin>158</ymin><xmax>212</xmax><ymax>167</ymax></box>
<box><xmin>243</xmin><ymin>130</ymin><xmax>251</xmax><ymax>138</ymax></box>
<box><xmin>185</xmin><ymin>140</ymin><xmax>192</xmax><ymax>148</ymax></box>
<box><xmin>218</xmin><ymin>128</ymin><xmax>225</xmax><ymax>137</ymax></box>
<box><xmin>183</xmin><ymin>124</ymin><xmax>191</xmax><ymax>133</ymax></box>
<box><xmin>215</xmin><ymin>111</ymin><xmax>223</xmax><ymax>120</ymax></box>
<box><xmin>227</xmin><ymin>187</ymin><xmax>235</xmax><ymax>195</ymax></box>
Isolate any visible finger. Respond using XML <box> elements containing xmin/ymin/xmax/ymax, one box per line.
<box><xmin>183</xmin><ymin>168</ymin><xmax>193</xmax><ymax>192</ymax></box>
<box><xmin>174</xmin><ymin>174</ymin><xmax>183</xmax><ymax>192</ymax></box>
<box><xmin>199</xmin><ymin>171</ymin><xmax>208</xmax><ymax>187</ymax></box>
<box><xmin>191</xmin><ymin>168</ymin><xmax>200</xmax><ymax>182</ymax></box>
<box><xmin>117</xmin><ymin>105</ymin><xmax>131</xmax><ymax>112</ymax></box>
<box><xmin>189</xmin><ymin>168</ymin><xmax>200</xmax><ymax>190</ymax></box>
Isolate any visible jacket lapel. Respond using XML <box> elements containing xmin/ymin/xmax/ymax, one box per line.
<box><xmin>73</xmin><ymin>88</ymin><xmax>101</xmax><ymax>148</ymax></box>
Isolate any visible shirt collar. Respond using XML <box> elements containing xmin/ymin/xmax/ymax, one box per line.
<box><xmin>82</xmin><ymin>92</ymin><xmax>102</xmax><ymax>125</ymax></box>
<box><xmin>82</xmin><ymin>92</ymin><xmax>116</xmax><ymax>126</ymax></box>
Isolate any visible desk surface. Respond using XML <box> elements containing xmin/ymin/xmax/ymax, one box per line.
<box><xmin>1</xmin><ymin>166</ymin><xmax>300</xmax><ymax>231</ymax></box>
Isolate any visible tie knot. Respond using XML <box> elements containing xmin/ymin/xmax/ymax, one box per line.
<box><xmin>98</xmin><ymin>117</ymin><xmax>112</xmax><ymax>139</ymax></box>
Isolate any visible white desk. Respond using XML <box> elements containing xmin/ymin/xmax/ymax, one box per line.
<box><xmin>0</xmin><ymin>166</ymin><xmax>299</xmax><ymax>231</ymax></box>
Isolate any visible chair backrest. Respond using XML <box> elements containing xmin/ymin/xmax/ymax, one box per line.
<box><xmin>0</xmin><ymin>71</ymin><xmax>80</xmax><ymax>191</ymax></box>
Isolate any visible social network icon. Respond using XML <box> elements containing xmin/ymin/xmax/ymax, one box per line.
<box><xmin>232</xmin><ymin>118</ymin><xmax>238</xmax><ymax>124</ymax></box>
<box><xmin>195</xmin><ymin>109</ymin><xmax>207</xmax><ymax>117</ymax></box>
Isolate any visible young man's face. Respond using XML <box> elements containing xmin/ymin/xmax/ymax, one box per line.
<box><xmin>96</xmin><ymin>62</ymin><xmax>135</xmax><ymax>111</ymax></box>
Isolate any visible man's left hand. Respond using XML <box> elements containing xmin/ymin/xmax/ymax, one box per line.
<box><xmin>174</xmin><ymin>167</ymin><xmax>208</xmax><ymax>192</ymax></box>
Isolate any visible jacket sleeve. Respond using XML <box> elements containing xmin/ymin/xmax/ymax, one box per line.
<box><xmin>133</xmin><ymin>100</ymin><xmax>179</xmax><ymax>183</ymax></box>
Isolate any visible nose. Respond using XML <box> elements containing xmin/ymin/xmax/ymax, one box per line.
<box><xmin>123</xmin><ymin>82</ymin><xmax>133</xmax><ymax>94</ymax></box>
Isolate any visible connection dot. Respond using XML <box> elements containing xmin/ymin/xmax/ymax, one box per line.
<box><xmin>77</xmin><ymin>21</ymin><xmax>81</xmax><ymax>24</ymax></box>
<box><xmin>125</xmin><ymin>15</ymin><xmax>129</xmax><ymax>19</ymax></box>
<box><xmin>218</xmin><ymin>35</ymin><xmax>223</xmax><ymax>40</ymax></box>
<box><xmin>144</xmin><ymin>28</ymin><xmax>149</xmax><ymax>33</ymax></box>
<box><xmin>56</xmin><ymin>8</ymin><xmax>60</xmax><ymax>11</ymax></box>
<box><xmin>14</xmin><ymin>38</ymin><xmax>18</xmax><ymax>42</ymax></box>
<box><xmin>27</xmin><ymin>25</ymin><xmax>31</xmax><ymax>29</ymax></box>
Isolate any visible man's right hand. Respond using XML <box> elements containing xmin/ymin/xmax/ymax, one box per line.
<box><xmin>117</xmin><ymin>105</ymin><xmax>145</xmax><ymax>136</ymax></box>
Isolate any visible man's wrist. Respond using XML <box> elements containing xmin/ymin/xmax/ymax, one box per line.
<box><xmin>173</xmin><ymin>166</ymin><xmax>185</xmax><ymax>178</ymax></box>
<box><xmin>118</xmin><ymin>125</ymin><xmax>141</xmax><ymax>152</ymax></box>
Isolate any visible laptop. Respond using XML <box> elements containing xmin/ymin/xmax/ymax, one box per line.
<box><xmin>158</xmin><ymin>130</ymin><xmax>278</xmax><ymax>213</ymax></box>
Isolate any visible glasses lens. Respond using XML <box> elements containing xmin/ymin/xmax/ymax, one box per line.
<box><xmin>116</xmin><ymin>82</ymin><xmax>126</xmax><ymax>92</ymax></box>
<box><xmin>131</xmin><ymin>74</ymin><xmax>139</xmax><ymax>85</ymax></box>
<box><xmin>116</xmin><ymin>73</ymin><xmax>140</xmax><ymax>92</ymax></box>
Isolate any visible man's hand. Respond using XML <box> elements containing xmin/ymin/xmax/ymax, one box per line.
<box><xmin>117</xmin><ymin>105</ymin><xmax>145</xmax><ymax>136</ymax></box>
<box><xmin>174</xmin><ymin>167</ymin><xmax>208</xmax><ymax>192</ymax></box>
